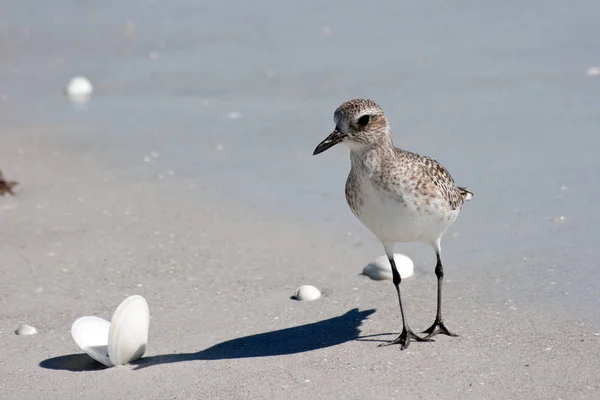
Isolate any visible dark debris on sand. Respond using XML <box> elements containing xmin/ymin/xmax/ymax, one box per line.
<box><xmin>0</xmin><ymin>167</ymin><xmax>18</xmax><ymax>196</ymax></box>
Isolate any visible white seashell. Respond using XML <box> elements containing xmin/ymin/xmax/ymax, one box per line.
<box><xmin>66</xmin><ymin>76</ymin><xmax>93</xmax><ymax>96</ymax></box>
<box><xmin>294</xmin><ymin>285</ymin><xmax>321</xmax><ymax>301</ymax></box>
<box><xmin>15</xmin><ymin>324</ymin><xmax>38</xmax><ymax>335</ymax></box>
<box><xmin>71</xmin><ymin>295</ymin><xmax>150</xmax><ymax>367</ymax></box>
<box><xmin>71</xmin><ymin>316</ymin><xmax>112</xmax><ymax>367</ymax></box>
<box><xmin>65</xmin><ymin>76</ymin><xmax>93</xmax><ymax>105</ymax></box>
<box><xmin>363</xmin><ymin>254</ymin><xmax>414</xmax><ymax>281</ymax></box>
<box><xmin>108</xmin><ymin>295</ymin><xmax>149</xmax><ymax>366</ymax></box>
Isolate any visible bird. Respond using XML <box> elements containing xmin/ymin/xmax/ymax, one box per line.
<box><xmin>313</xmin><ymin>99</ymin><xmax>472</xmax><ymax>350</ymax></box>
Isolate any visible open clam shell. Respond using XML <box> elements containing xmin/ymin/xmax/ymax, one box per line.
<box><xmin>71</xmin><ymin>295</ymin><xmax>150</xmax><ymax>367</ymax></box>
<box><xmin>108</xmin><ymin>295</ymin><xmax>149</xmax><ymax>366</ymax></box>
<box><xmin>71</xmin><ymin>316</ymin><xmax>113</xmax><ymax>367</ymax></box>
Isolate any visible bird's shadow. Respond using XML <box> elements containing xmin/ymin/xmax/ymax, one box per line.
<box><xmin>39</xmin><ymin>308</ymin><xmax>376</xmax><ymax>372</ymax></box>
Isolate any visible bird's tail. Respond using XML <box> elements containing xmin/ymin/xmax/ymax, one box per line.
<box><xmin>459</xmin><ymin>187</ymin><xmax>473</xmax><ymax>201</ymax></box>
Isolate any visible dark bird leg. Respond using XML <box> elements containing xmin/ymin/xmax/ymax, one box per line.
<box><xmin>423</xmin><ymin>247</ymin><xmax>458</xmax><ymax>338</ymax></box>
<box><xmin>379</xmin><ymin>254</ymin><xmax>433</xmax><ymax>350</ymax></box>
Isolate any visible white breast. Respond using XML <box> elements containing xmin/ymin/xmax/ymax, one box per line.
<box><xmin>350</xmin><ymin>173</ymin><xmax>458</xmax><ymax>245</ymax></box>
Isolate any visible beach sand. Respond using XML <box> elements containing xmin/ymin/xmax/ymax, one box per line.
<box><xmin>2</xmin><ymin>0</ymin><xmax>600</xmax><ymax>398</ymax></box>
<box><xmin>1</xmin><ymin>127</ymin><xmax>599</xmax><ymax>400</ymax></box>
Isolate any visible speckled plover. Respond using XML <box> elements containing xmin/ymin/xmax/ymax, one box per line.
<box><xmin>313</xmin><ymin>99</ymin><xmax>472</xmax><ymax>350</ymax></box>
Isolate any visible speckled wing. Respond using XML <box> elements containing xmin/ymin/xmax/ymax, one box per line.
<box><xmin>396</xmin><ymin>149</ymin><xmax>472</xmax><ymax>210</ymax></box>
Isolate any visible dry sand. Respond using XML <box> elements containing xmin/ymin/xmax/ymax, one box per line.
<box><xmin>1</xmin><ymin>128</ymin><xmax>599</xmax><ymax>400</ymax></box>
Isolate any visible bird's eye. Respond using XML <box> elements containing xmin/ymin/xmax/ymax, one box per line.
<box><xmin>357</xmin><ymin>115</ymin><xmax>370</xmax><ymax>126</ymax></box>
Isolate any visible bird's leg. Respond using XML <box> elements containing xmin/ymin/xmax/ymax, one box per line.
<box><xmin>379</xmin><ymin>255</ymin><xmax>433</xmax><ymax>350</ymax></box>
<box><xmin>423</xmin><ymin>249</ymin><xmax>458</xmax><ymax>338</ymax></box>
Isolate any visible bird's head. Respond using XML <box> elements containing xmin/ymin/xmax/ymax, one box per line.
<box><xmin>313</xmin><ymin>98</ymin><xmax>392</xmax><ymax>155</ymax></box>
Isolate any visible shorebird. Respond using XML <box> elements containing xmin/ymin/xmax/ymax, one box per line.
<box><xmin>313</xmin><ymin>99</ymin><xmax>472</xmax><ymax>350</ymax></box>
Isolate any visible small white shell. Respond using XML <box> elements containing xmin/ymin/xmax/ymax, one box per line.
<box><xmin>294</xmin><ymin>285</ymin><xmax>321</xmax><ymax>301</ymax></box>
<box><xmin>108</xmin><ymin>295</ymin><xmax>149</xmax><ymax>366</ymax></box>
<box><xmin>65</xmin><ymin>76</ymin><xmax>93</xmax><ymax>105</ymax></box>
<box><xmin>15</xmin><ymin>324</ymin><xmax>38</xmax><ymax>335</ymax></box>
<box><xmin>71</xmin><ymin>316</ymin><xmax>112</xmax><ymax>367</ymax></box>
<box><xmin>363</xmin><ymin>254</ymin><xmax>414</xmax><ymax>281</ymax></box>
<box><xmin>66</xmin><ymin>76</ymin><xmax>93</xmax><ymax>96</ymax></box>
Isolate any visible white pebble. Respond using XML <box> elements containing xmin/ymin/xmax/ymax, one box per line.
<box><xmin>15</xmin><ymin>324</ymin><xmax>38</xmax><ymax>335</ymax></box>
<box><xmin>66</xmin><ymin>76</ymin><xmax>93</xmax><ymax>96</ymax></box>
<box><xmin>294</xmin><ymin>285</ymin><xmax>321</xmax><ymax>301</ymax></box>
<box><xmin>65</xmin><ymin>76</ymin><xmax>93</xmax><ymax>105</ymax></box>
<box><xmin>227</xmin><ymin>111</ymin><xmax>241</xmax><ymax>120</ymax></box>
<box><xmin>363</xmin><ymin>254</ymin><xmax>414</xmax><ymax>281</ymax></box>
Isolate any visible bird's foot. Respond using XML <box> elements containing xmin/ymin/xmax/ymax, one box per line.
<box><xmin>422</xmin><ymin>319</ymin><xmax>458</xmax><ymax>339</ymax></box>
<box><xmin>378</xmin><ymin>328</ymin><xmax>434</xmax><ymax>350</ymax></box>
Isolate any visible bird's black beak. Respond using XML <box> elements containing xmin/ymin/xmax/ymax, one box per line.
<box><xmin>313</xmin><ymin>129</ymin><xmax>345</xmax><ymax>155</ymax></box>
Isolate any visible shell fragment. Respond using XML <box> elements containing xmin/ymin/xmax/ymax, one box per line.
<box><xmin>14</xmin><ymin>324</ymin><xmax>38</xmax><ymax>335</ymax></box>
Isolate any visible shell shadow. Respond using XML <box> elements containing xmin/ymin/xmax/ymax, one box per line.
<box><xmin>39</xmin><ymin>354</ymin><xmax>108</xmax><ymax>372</ymax></box>
<box><xmin>132</xmin><ymin>308</ymin><xmax>376</xmax><ymax>370</ymax></box>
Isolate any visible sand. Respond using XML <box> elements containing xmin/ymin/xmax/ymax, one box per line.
<box><xmin>1</xmin><ymin>126</ymin><xmax>599</xmax><ymax>400</ymax></box>
<box><xmin>2</xmin><ymin>0</ymin><xmax>600</xmax><ymax>398</ymax></box>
